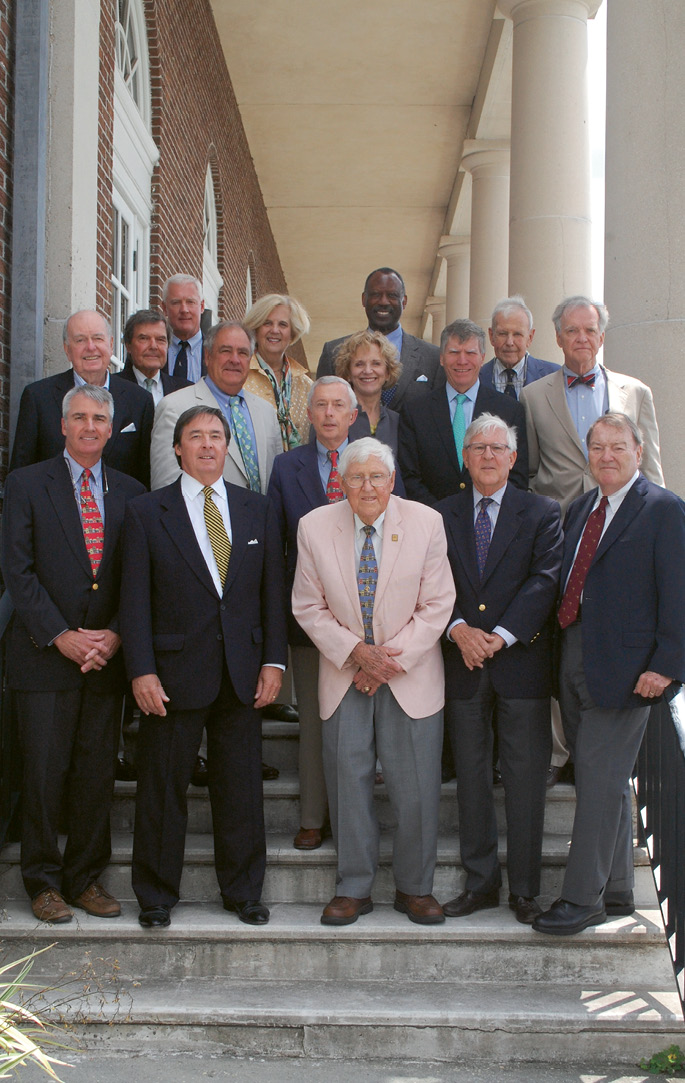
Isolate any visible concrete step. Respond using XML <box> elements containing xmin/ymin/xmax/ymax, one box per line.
<box><xmin>109</xmin><ymin>773</ymin><xmax>581</xmax><ymax>835</ymax></box>
<box><xmin>30</xmin><ymin>975</ymin><xmax>683</xmax><ymax>1066</ymax></box>
<box><xmin>261</xmin><ymin>719</ymin><xmax>299</xmax><ymax>772</ymax></box>
<box><xmin>0</xmin><ymin>900</ymin><xmax>674</xmax><ymax>988</ymax></box>
<box><xmin>0</xmin><ymin>833</ymin><xmax>653</xmax><ymax>906</ymax></box>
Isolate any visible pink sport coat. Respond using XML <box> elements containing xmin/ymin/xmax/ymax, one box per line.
<box><xmin>292</xmin><ymin>495</ymin><xmax>455</xmax><ymax>720</ymax></box>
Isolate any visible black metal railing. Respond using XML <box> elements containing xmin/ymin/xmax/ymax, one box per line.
<box><xmin>633</xmin><ymin>687</ymin><xmax>685</xmax><ymax>1018</ymax></box>
<box><xmin>0</xmin><ymin>591</ymin><xmax>20</xmax><ymax>849</ymax></box>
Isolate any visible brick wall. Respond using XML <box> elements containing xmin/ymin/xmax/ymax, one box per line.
<box><xmin>0</xmin><ymin>0</ymin><xmax>13</xmax><ymax>476</ymax></box>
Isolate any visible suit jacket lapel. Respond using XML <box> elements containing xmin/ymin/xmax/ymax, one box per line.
<box><xmin>375</xmin><ymin>498</ymin><xmax>402</xmax><ymax>606</ymax></box>
<box><xmin>444</xmin><ymin>495</ymin><xmax>480</xmax><ymax>586</ymax></box>
<box><xmin>46</xmin><ymin>456</ymin><xmax>93</xmax><ymax>576</ymax></box>
<box><xmin>394</xmin><ymin>335</ymin><xmax>419</xmax><ymax>398</ymax></box>
<box><xmin>480</xmin><ymin>485</ymin><xmax>524</xmax><ymax>586</ymax></box>
<box><xmin>297</xmin><ymin>448</ymin><xmax>327</xmax><ymax>508</ymax></box>
<box><xmin>560</xmin><ymin>490</ymin><xmax>596</xmax><ymax>584</ymax></box>
<box><xmin>223</xmin><ymin>484</ymin><xmax>251</xmax><ymax>595</ymax></box>
<box><xmin>594</xmin><ymin>476</ymin><xmax>647</xmax><ymax>563</ymax></box>
<box><xmin>98</xmin><ymin>466</ymin><xmax>126</xmax><ymax>577</ymax></box>
<box><xmin>160</xmin><ymin>479</ymin><xmax>218</xmax><ymax>597</ymax></box>
<box><xmin>332</xmin><ymin>509</ymin><xmax>361</xmax><ymax>620</ymax></box>
<box><xmin>605</xmin><ymin>368</ymin><xmax>629</xmax><ymax>414</ymax></box>
<box><xmin>430</xmin><ymin>389</ymin><xmax>462</xmax><ymax>473</ymax></box>
<box><xmin>546</xmin><ymin>371</ymin><xmax>586</xmax><ymax>456</ymax></box>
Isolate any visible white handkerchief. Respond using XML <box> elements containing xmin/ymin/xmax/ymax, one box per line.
<box><xmin>247</xmin><ymin>538</ymin><xmax>259</xmax><ymax>545</ymax></box>
<box><xmin>415</xmin><ymin>374</ymin><xmax>428</xmax><ymax>382</ymax></box>
<box><xmin>121</xmin><ymin>422</ymin><xmax>136</xmax><ymax>433</ymax></box>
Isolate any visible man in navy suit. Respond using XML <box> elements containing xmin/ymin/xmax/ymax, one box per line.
<box><xmin>479</xmin><ymin>295</ymin><xmax>559</xmax><ymax>399</ymax></box>
<box><xmin>438</xmin><ymin>414</ymin><xmax>563</xmax><ymax>925</ymax></box>
<box><xmin>10</xmin><ymin>310</ymin><xmax>154</xmax><ymax>488</ymax></box>
<box><xmin>161</xmin><ymin>274</ymin><xmax>206</xmax><ymax>383</ymax></box>
<box><xmin>533</xmin><ymin>413</ymin><xmax>685</xmax><ymax>936</ymax></box>
<box><xmin>398</xmin><ymin>319</ymin><xmax>528</xmax><ymax>504</ymax></box>
<box><xmin>316</xmin><ymin>268</ymin><xmax>442</xmax><ymax>411</ymax></box>
<box><xmin>1</xmin><ymin>386</ymin><xmax>145</xmax><ymax>924</ymax></box>
<box><xmin>120</xmin><ymin>406</ymin><xmax>287</xmax><ymax>929</ymax></box>
<box><xmin>120</xmin><ymin>309</ymin><xmax>191</xmax><ymax>404</ymax></box>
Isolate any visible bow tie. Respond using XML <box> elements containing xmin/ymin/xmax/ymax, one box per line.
<box><xmin>566</xmin><ymin>372</ymin><xmax>596</xmax><ymax>388</ymax></box>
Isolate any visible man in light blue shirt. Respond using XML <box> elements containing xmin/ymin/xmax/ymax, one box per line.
<box><xmin>162</xmin><ymin>274</ymin><xmax>206</xmax><ymax>383</ymax></box>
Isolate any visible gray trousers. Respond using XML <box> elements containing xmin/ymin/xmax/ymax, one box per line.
<box><xmin>559</xmin><ymin>623</ymin><xmax>650</xmax><ymax>906</ymax></box>
<box><xmin>323</xmin><ymin>682</ymin><xmax>442</xmax><ymax>898</ymax></box>
<box><xmin>291</xmin><ymin>645</ymin><xmax>327</xmax><ymax>828</ymax></box>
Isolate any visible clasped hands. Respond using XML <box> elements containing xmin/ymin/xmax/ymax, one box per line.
<box><xmin>55</xmin><ymin>628</ymin><xmax>120</xmax><ymax>673</ymax></box>
<box><xmin>450</xmin><ymin>623</ymin><xmax>505</xmax><ymax>671</ymax></box>
<box><xmin>350</xmin><ymin>642</ymin><xmax>403</xmax><ymax>697</ymax></box>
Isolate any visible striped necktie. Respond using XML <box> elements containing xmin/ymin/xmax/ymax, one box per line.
<box><xmin>80</xmin><ymin>468</ymin><xmax>104</xmax><ymax>576</ymax></box>
<box><xmin>202</xmin><ymin>485</ymin><xmax>231</xmax><ymax>589</ymax></box>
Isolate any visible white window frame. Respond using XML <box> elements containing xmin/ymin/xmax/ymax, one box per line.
<box><xmin>203</xmin><ymin>167</ymin><xmax>223</xmax><ymax>321</ymax></box>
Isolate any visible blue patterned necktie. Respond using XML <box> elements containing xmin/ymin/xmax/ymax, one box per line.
<box><xmin>175</xmin><ymin>340</ymin><xmax>189</xmax><ymax>380</ymax></box>
<box><xmin>229</xmin><ymin>395</ymin><xmax>261</xmax><ymax>492</ymax></box>
<box><xmin>475</xmin><ymin>497</ymin><xmax>493</xmax><ymax>579</ymax></box>
<box><xmin>358</xmin><ymin>525</ymin><xmax>378</xmax><ymax>644</ymax></box>
<box><xmin>452</xmin><ymin>393</ymin><xmax>467</xmax><ymax>468</ymax></box>
<box><xmin>503</xmin><ymin>369</ymin><xmax>518</xmax><ymax>399</ymax></box>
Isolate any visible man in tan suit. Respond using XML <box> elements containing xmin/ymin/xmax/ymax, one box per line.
<box><xmin>151</xmin><ymin>321</ymin><xmax>282</xmax><ymax>493</ymax></box>
<box><xmin>521</xmin><ymin>295</ymin><xmax>663</xmax><ymax>515</ymax></box>
<box><xmin>292</xmin><ymin>438</ymin><xmax>455</xmax><ymax>927</ymax></box>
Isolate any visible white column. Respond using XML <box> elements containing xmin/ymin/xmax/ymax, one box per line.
<box><xmin>604</xmin><ymin>0</ymin><xmax>685</xmax><ymax>496</ymax></box>
<box><xmin>438</xmin><ymin>236</ymin><xmax>470</xmax><ymax>323</ymax></box>
<box><xmin>460</xmin><ymin>141</ymin><xmax>510</xmax><ymax>334</ymax></box>
<box><xmin>424</xmin><ymin>297</ymin><xmax>446</xmax><ymax>346</ymax></box>
<box><xmin>498</xmin><ymin>0</ymin><xmax>600</xmax><ymax>360</ymax></box>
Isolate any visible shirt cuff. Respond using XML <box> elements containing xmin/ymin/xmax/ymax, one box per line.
<box><xmin>264</xmin><ymin>663</ymin><xmax>286</xmax><ymax>672</ymax></box>
<box><xmin>446</xmin><ymin>618</ymin><xmax>465</xmax><ymax>641</ymax></box>
<box><xmin>493</xmin><ymin>625</ymin><xmax>517</xmax><ymax>648</ymax></box>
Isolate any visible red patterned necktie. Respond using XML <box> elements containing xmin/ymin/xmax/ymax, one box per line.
<box><xmin>80</xmin><ymin>468</ymin><xmax>104</xmax><ymax>576</ymax></box>
<box><xmin>557</xmin><ymin>495</ymin><xmax>609</xmax><ymax>629</ymax></box>
<box><xmin>326</xmin><ymin>450</ymin><xmax>344</xmax><ymax>503</ymax></box>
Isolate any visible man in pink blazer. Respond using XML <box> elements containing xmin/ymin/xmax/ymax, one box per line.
<box><xmin>292</xmin><ymin>438</ymin><xmax>455</xmax><ymax>927</ymax></box>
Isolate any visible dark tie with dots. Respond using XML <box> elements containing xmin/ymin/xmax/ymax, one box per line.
<box><xmin>175</xmin><ymin>340</ymin><xmax>190</xmax><ymax>380</ymax></box>
<box><xmin>504</xmin><ymin>369</ymin><xmax>517</xmax><ymax>399</ymax></box>
<box><xmin>475</xmin><ymin>497</ymin><xmax>493</xmax><ymax>579</ymax></box>
<box><xmin>358</xmin><ymin>525</ymin><xmax>378</xmax><ymax>644</ymax></box>
<box><xmin>557</xmin><ymin>495</ymin><xmax>609</xmax><ymax>628</ymax></box>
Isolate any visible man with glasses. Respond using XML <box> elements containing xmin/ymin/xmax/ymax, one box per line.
<box><xmin>292</xmin><ymin>438</ymin><xmax>454</xmax><ymax>927</ymax></box>
<box><xmin>437</xmin><ymin>415</ymin><xmax>563</xmax><ymax>924</ymax></box>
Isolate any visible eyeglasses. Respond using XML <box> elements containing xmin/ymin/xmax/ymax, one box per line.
<box><xmin>463</xmin><ymin>443</ymin><xmax>510</xmax><ymax>456</ymax></box>
<box><xmin>344</xmin><ymin>473</ymin><xmax>392</xmax><ymax>489</ymax></box>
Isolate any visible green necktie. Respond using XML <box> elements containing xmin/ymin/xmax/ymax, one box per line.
<box><xmin>452</xmin><ymin>393</ymin><xmax>467</xmax><ymax>469</ymax></box>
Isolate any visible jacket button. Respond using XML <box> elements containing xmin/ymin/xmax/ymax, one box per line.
<box><xmin>92</xmin><ymin>583</ymin><xmax>99</xmax><ymax>590</ymax></box>
<box><xmin>220</xmin><ymin>604</ymin><xmax>226</xmax><ymax>611</ymax></box>
<box><xmin>478</xmin><ymin>603</ymin><xmax>486</xmax><ymax>611</ymax></box>
<box><xmin>217</xmin><ymin>634</ymin><xmax>223</xmax><ymax>641</ymax></box>
<box><xmin>460</xmin><ymin>482</ymin><xmax>466</xmax><ymax>490</ymax></box>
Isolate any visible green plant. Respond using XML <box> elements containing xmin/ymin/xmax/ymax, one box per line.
<box><xmin>0</xmin><ymin>945</ymin><xmax>72</xmax><ymax>1081</ymax></box>
<box><xmin>639</xmin><ymin>1043</ymin><xmax>685</xmax><ymax>1075</ymax></box>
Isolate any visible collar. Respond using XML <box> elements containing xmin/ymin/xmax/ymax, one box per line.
<box><xmin>563</xmin><ymin>362</ymin><xmax>601</xmax><ymax>382</ymax></box>
<box><xmin>133</xmin><ymin>367</ymin><xmax>161</xmax><ymax>386</ymax></box>
<box><xmin>205</xmin><ymin>376</ymin><xmax>243</xmax><ymax>409</ymax></box>
<box><xmin>494</xmin><ymin>355</ymin><xmax>526</xmax><ymax>377</ymax></box>
<box><xmin>372</xmin><ymin>324</ymin><xmax>402</xmax><ymax>355</ymax></box>
<box><xmin>354</xmin><ymin>511</ymin><xmax>386</xmax><ymax>538</ymax></box>
<box><xmin>63</xmin><ymin>448</ymin><xmax>103</xmax><ymax>486</ymax></box>
<box><xmin>171</xmin><ymin>329</ymin><xmax>202</xmax><ymax>350</ymax></box>
<box><xmin>316</xmin><ymin>437</ymin><xmax>348</xmax><ymax>465</ymax></box>
<box><xmin>447</xmin><ymin>379</ymin><xmax>479</xmax><ymax>404</ymax></box>
<box><xmin>73</xmin><ymin>369</ymin><xmax>110</xmax><ymax>390</ymax></box>
<box><xmin>181</xmin><ymin>471</ymin><xmax>226</xmax><ymax>503</ymax></box>
<box><xmin>598</xmin><ymin>470</ymin><xmax>640</xmax><ymax>513</ymax></box>
<box><xmin>472</xmin><ymin>482</ymin><xmax>507</xmax><ymax>510</ymax></box>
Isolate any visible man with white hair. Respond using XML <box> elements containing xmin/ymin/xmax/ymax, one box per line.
<box><xmin>292</xmin><ymin>438</ymin><xmax>454</xmax><ymax>926</ymax></box>
<box><xmin>479</xmin><ymin>295</ymin><xmax>559</xmax><ymax>400</ymax></box>
<box><xmin>161</xmin><ymin>274</ymin><xmax>206</xmax><ymax>383</ymax></box>
<box><xmin>437</xmin><ymin>414</ymin><xmax>563</xmax><ymax>924</ymax></box>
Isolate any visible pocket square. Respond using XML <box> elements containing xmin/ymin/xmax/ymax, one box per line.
<box><xmin>121</xmin><ymin>422</ymin><xmax>137</xmax><ymax>433</ymax></box>
<box><xmin>415</xmin><ymin>374</ymin><xmax>428</xmax><ymax>382</ymax></box>
<box><xmin>248</xmin><ymin>538</ymin><xmax>259</xmax><ymax>545</ymax></box>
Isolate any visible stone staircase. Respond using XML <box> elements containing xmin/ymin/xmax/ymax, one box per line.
<box><xmin>0</xmin><ymin>718</ymin><xmax>681</xmax><ymax>1067</ymax></box>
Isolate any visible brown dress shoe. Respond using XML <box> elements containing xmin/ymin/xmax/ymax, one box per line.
<box><xmin>71</xmin><ymin>882</ymin><xmax>121</xmax><ymax>918</ymax></box>
<box><xmin>293</xmin><ymin>827</ymin><xmax>323</xmax><ymax>850</ymax></box>
<box><xmin>31</xmin><ymin>888</ymin><xmax>73</xmax><ymax>924</ymax></box>
<box><xmin>394</xmin><ymin>890</ymin><xmax>445</xmax><ymax>925</ymax></box>
<box><xmin>320</xmin><ymin>895</ymin><xmax>373</xmax><ymax>926</ymax></box>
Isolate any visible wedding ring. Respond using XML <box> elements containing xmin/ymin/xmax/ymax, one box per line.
<box><xmin>363</xmin><ymin>685</ymin><xmax>371</xmax><ymax>693</ymax></box>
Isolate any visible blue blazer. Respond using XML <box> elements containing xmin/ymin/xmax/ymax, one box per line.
<box><xmin>560</xmin><ymin>474</ymin><xmax>685</xmax><ymax>708</ymax></box>
<box><xmin>267</xmin><ymin>442</ymin><xmax>404</xmax><ymax>646</ymax></box>
<box><xmin>479</xmin><ymin>354</ymin><xmax>560</xmax><ymax>395</ymax></box>
<box><xmin>438</xmin><ymin>483</ymin><xmax>562</xmax><ymax>700</ymax></box>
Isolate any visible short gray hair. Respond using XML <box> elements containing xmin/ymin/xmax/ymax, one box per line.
<box><xmin>204</xmin><ymin>320</ymin><xmax>255</xmax><ymax>356</ymax></box>
<box><xmin>440</xmin><ymin>319</ymin><xmax>485</xmax><ymax>354</ymax></box>
<box><xmin>339</xmin><ymin>437</ymin><xmax>395</xmax><ymax>478</ymax></box>
<box><xmin>62</xmin><ymin>310</ymin><xmax>112</xmax><ymax>346</ymax></box>
<box><xmin>62</xmin><ymin>384</ymin><xmax>114</xmax><ymax>422</ymax></box>
<box><xmin>552</xmin><ymin>295</ymin><xmax>609</xmax><ymax>334</ymax></box>
<box><xmin>162</xmin><ymin>274</ymin><xmax>203</xmax><ymax>302</ymax></box>
<box><xmin>464</xmin><ymin>412</ymin><xmax>517</xmax><ymax>452</ymax></box>
<box><xmin>491</xmin><ymin>295</ymin><xmax>533</xmax><ymax>332</ymax></box>
<box><xmin>586</xmin><ymin>411</ymin><xmax>643</xmax><ymax>449</ymax></box>
<box><xmin>307</xmin><ymin>375</ymin><xmax>357</xmax><ymax>411</ymax></box>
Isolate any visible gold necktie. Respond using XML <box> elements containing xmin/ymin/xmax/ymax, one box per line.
<box><xmin>202</xmin><ymin>485</ymin><xmax>231</xmax><ymax>588</ymax></box>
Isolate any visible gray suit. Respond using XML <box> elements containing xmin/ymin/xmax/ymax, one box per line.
<box><xmin>317</xmin><ymin>330</ymin><xmax>443</xmax><ymax>410</ymax></box>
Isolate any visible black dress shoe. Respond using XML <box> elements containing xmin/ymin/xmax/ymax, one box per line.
<box><xmin>493</xmin><ymin>766</ymin><xmax>503</xmax><ymax>786</ymax></box>
<box><xmin>223</xmin><ymin>899</ymin><xmax>270</xmax><ymax>925</ymax></box>
<box><xmin>443</xmin><ymin>889</ymin><xmax>499</xmax><ymax>917</ymax></box>
<box><xmin>604</xmin><ymin>890</ymin><xmax>635</xmax><ymax>916</ymax></box>
<box><xmin>190</xmin><ymin>756</ymin><xmax>208</xmax><ymax>787</ymax></box>
<box><xmin>546</xmin><ymin>764</ymin><xmax>563</xmax><ymax>788</ymax></box>
<box><xmin>262</xmin><ymin>761</ymin><xmax>279</xmax><ymax>781</ymax></box>
<box><xmin>508</xmin><ymin>893</ymin><xmax>542</xmax><ymax>925</ymax></box>
<box><xmin>138</xmin><ymin>905</ymin><xmax>171</xmax><ymax>928</ymax></box>
<box><xmin>262</xmin><ymin>703</ymin><xmax>299</xmax><ymax>723</ymax></box>
<box><xmin>115</xmin><ymin>757</ymin><xmax>137</xmax><ymax>782</ymax></box>
<box><xmin>532</xmin><ymin>898</ymin><xmax>606</xmax><ymax>936</ymax></box>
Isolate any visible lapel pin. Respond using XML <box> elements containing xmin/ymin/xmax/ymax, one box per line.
<box><xmin>391</xmin><ymin>534</ymin><xmax>398</xmax><ymax>542</ymax></box>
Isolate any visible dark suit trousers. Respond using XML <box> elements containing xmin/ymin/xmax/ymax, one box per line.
<box><xmin>559</xmin><ymin>624</ymin><xmax>650</xmax><ymax>906</ymax></box>
<box><xmin>16</xmin><ymin>688</ymin><xmax>120</xmax><ymax>901</ymax></box>
<box><xmin>445</xmin><ymin>666</ymin><xmax>550</xmax><ymax>898</ymax></box>
<box><xmin>132</xmin><ymin>664</ymin><xmax>266</xmax><ymax>909</ymax></box>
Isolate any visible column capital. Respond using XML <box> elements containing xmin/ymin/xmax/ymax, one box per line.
<box><xmin>461</xmin><ymin>140</ymin><xmax>510</xmax><ymax>177</ymax></box>
<box><xmin>438</xmin><ymin>235</ymin><xmax>470</xmax><ymax>262</ymax></box>
<box><xmin>497</xmin><ymin>0</ymin><xmax>602</xmax><ymax>21</ymax></box>
<box><xmin>424</xmin><ymin>295</ymin><xmax>447</xmax><ymax>314</ymax></box>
